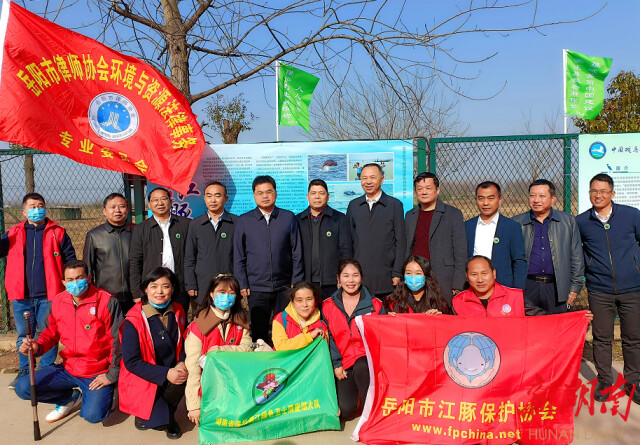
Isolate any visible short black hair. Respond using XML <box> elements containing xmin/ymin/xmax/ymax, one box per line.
<box><xmin>252</xmin><ymin>175</ymin><xmax>276</xmax><ymax>192</ymax></box>
<box><xmin>63</xmin><ymin>260</ymin><xmax>89</xmax><ymax>276</ymax></box>
<box><xmin>465</xmin><ymin>255</ymin><xmax>495</xmax><ymax>272</ymax></box>
<box><xmin>475</xmin><ymin>181</ymin><xmax>502</xmax><ymax>197</ymax></box>
<box><xmin>529</xmin><ymin>179</ymin><xmax>556</xmax><ymax>196</ymax></box>
<box><xmin>361</xmin><ymin>163</ymin><xmax>384</xmax><ymax>176</ymax></box>
<box><xmin>148</xmin><ymin>187</ymin><xmax>171</xmax><ymax>202</ymax></box>
<box><xmin>22</xmin><ymin>193</ymin><xmax>45</xmax><ymax>206</ymax></box>
<box><xmin>140</xmin><ymin>267</ymin><xmax>179</xmax><ymax>304</ymax></box>
<box><xmin>204</xmin><ymin>181</ymin><xmax>227</xmax><ymax>196</ymax></box>
<box><xmin>413</xmin><ymin>172</ymin><xmax>439</xmax><ymax>188</ymax></box>
<box><xmin>103</xmin><ymin>193</ymin><xmax>128</xmax><ymax>208</ymax></box>
<box><xmin>308</xmin><ymin>179</ymin><xmax>328</xmax><ymax>192</ymax></box>
<box><xmin>590</xmin><ymin>173</ymin><xmax>614</xmax><ymax>189</ymax></box>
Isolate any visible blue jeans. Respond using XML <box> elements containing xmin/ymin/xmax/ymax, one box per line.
<box><xmin>13</xmin><ymin>297</ymin><xmax>58</xmax><ymax>371</ymax></box>
<box><xmin>15</xmin><ymin>364</ymin><xmax>113</xmax><ymax>424</ymax></box>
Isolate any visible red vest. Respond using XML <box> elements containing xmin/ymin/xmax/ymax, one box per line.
<box><xmin>322</xmin><ymin>297</ymin><xmax>383</xmax><ymax>370</ymax></box>
<box><xmin>6</xmin><ymin>220</ymin><xmax>66</xmax><ymax>300</ymax></box>
<box><xmin>452</xmin><ymin>283</ymin><xmax>526</xmax><ymax>317</ymax></box>
<box><xmin>118</xmin><ymin>302</ymin><xmax>186</xmax><ymax>420</ymax></box>
<box><xmin>388</xmin><ymin>301</ymin><xmax>415</xmax><ymax>313</ymax></box>
<box><xmin>185</xmin><ymin>317</ymin><xmax>246</xmax><ymax>355</ymax></box>
<box><xmin>273</xmin><ymin>309</ymin><xmax>327</xmax><ymax>338</ymax></box>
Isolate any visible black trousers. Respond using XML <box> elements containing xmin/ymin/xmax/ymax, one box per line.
<box><xmin>588</xmin><ymin>289</ymin><xmax>640</xmax><ymax>387</ymax></box>
<box><xmin>248</xmin><ymin>289</ymin><xmax>289</xmax><ymax>343</ymax></box>
<box><xmin>139</xmin><ymin>381</ymin><xmax>185</xmax><ymax>428</ymax></box>
<box><xmin>335</xmin><ymin>356</ymin><xmax>370</xmax><ymax>418</ymax></box>
<box><xmin>311</xmin><ymin>282</ymin><xmax>337</xmax><ymax>300</ymax></box>
<box><xmin>524</xmin><ymin>277</ymin><xmax>567</xmax><ymax>314</ymax></box>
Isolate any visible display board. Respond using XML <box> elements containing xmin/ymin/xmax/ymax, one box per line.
<box><xmin>149</xmin><ymin>140</ymin><xmax>415</xmax><ymax>218</ymax></box>
<box><xmin>578</xmin><ymin>133</ymin><xmax>640</xmax><ymax>213</ymax></box>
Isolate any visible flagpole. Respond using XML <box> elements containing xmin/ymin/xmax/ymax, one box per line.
<box><xmin>275</xmin><ymin>60</ymin><xmax>280</xmax><ymax>142</ymax></box>
<box><xmin>563</xmin><ymin>49</ymin><xmax>568</xmax><ymax>134</ymax></box>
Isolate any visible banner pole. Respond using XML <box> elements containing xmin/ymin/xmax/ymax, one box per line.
<box><xmin>563</xmin><ymin>49</ymin><xmax>568</xmax><ymax>134</ymax></box>
<box><xmin>275</xmin><ymin>60</ymin><xmax>280</xmax><ymax>142</ymax></box>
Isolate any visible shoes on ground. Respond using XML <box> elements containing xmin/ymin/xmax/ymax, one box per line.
<box><xmin>45</xmin><ymin>388</ymin><xmax>82</xmax><ymax>423</ymax></box>
<box><xmin>7</xmin><ymin>369</ymin><xmax>29</xmax><ymax>390</ymax></box>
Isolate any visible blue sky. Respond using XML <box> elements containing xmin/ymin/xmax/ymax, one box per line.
<box><xmin>6</xmin><ymin>0</ymin><xmax>639</xmax><ymax>145</ymax></box>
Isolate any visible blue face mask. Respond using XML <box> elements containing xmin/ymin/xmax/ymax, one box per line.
<box><xmin>214</xmin><ymin>293</ymin><xmax>236</xmax><ymax>311</ymax></box>
<box><xmin>404</xmin><ymin>275</ymin><xmax>426</xmax><ymax>292</ymax></box>
<box><xmin>66</xmin><ymin>279</ymin><xmax>89</xmax><ymax>297</ymax></box>
<box><xmin>149</xmin><ymin>299</ymin><xmax>171</xmax><ymax>310</ymax></box>
<box><xmin>27</xmin><ymin>208</ymin><xmax>46</xmax><ymax>223</ymax></box>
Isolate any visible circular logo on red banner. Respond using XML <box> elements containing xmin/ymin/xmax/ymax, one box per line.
<box><xmin>88</xmin><ymin>92</ymin><xmax>139</xmax><ymax>141</ymax></box>
<box><xmin>443</xmin><ymin>332</ymin><xmax>501</xmax><ymax>389</ymax></box>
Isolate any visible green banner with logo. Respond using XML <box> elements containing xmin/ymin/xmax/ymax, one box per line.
<box><xmin>565</xmin><ymin>50</ymin><xmax>612</xmax><ymax>120</ymax></box>
<box><xmin>199</xmin><ymin>338</ymin><xmax>340</xmax><ymax>444</ymax></box>
<box><xmin>278</xmin><ymin>63</ymin><xmax>320</xmax><ymax>132</ymax></box>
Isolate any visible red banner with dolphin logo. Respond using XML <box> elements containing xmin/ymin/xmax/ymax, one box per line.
<box><xmin>353</xmin><ymin>312</ymin><xmax>588</xmax><ymax>445</ymax></box>
<box><xmin>0</xmin><ymin>0</ymin><xmax>204</xmax><ymax>194</ymax></box>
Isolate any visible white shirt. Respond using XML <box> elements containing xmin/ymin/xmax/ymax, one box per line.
<box><xmin>154</xmin><ymin>216</ymin><xmax>175</xmax><ymax>272</ymax></box>
<box><xmin>366</xmin><ymin>191</ymin><xmax>382</xmax><ymax>210</ymax></box>
<box><xmin>209</xmin><ymin>211</ymin><xmax>224</xmax><ymax>231</ymax></box>
<box><xmin>473</xmin><ymin>212</ymin><xmax>500</xmax><ymax>258</ymax></box>
<box><xmin>595</xmin><ymin>207</ymin><xmax>613</xmax><ymax>224</ymax></box>
<box><xmin>259</xmin><ymin>208</ymin><xmax>272</xmax><ymax>225</ymax></box>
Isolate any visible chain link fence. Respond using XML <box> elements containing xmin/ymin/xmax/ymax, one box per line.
<box><xmin>425</xmin><ymin>134</ymin><xmax>586</xmax><ymax>308</ymax></box>
<box><xmin>0</xmin><ymin>150</ymin><xmax>127</xmax><ymax>333</ymax></box>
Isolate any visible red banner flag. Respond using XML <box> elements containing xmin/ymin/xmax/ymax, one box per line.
<box><xmin>0</xmin><ymin>0</ymin><xmax>204</xmax><ymax>194</ymax></box>
<box><xmin>353</xmin><ymin>313</ymin><xmax>589</xmax><ymax>445</ymax></box>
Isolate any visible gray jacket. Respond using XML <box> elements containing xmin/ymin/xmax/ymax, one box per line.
<box><xmin>512</xmin><ymin>210</ymin><xmax>584</xmax><ymax>301</ymax></box>
<box><xmin>405</xmin><ymin>199</ymin><xmax>467</xmax><ymax>304</ymax></box>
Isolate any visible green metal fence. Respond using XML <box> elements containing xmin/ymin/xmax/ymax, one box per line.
<box><xmin>0</xmin><ymin>149</ymin><xmax>146</xmax><ymax>333</ymax></box>
<box><xmin>418</xmin><ymin>134</ymin><xmax>585</xmax><ymax>307</ymax></box>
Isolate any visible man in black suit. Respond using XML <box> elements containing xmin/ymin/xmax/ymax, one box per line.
<box><xmin>129</xmin><ymin>187</ymin><xmax>190</xmax><ymax>311</ymax></box>
<box><xmin>405</xmin><ymin>172</ymin><xmax>467</xmax><ymax>304</ymax></box>
<box><xmin>297</xmin><ymin>179</ymin><xmax>352</xmax><ymax>299</ymax></box>
<box><xmin>346</xmin><ymin>163</ymin><xmax>406</xmax><ymax>300</ymax></box>
<box><xmin>184</xmin><ymin>181</ymin><xmax>237</xmax><ymax>306</ymax></box>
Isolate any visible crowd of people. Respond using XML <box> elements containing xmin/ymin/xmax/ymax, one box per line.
<box><xmin>1</xmin><ymin>162</ymin><xmax>638</xmax><ymax>439</ymax></box>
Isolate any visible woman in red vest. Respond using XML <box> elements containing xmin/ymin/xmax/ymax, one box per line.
<box><xmin>385</xmin><ymin>255</ymin><xmax>451</xmax><ymax>314</ymax></box>
<box><xmin>323</xmin><ymin>258</ymin><xmax>385</xmax><ymax>419</ymax></box>
<box><xmin>272</xmin><ymin>281</ymin><xmax>328</xmax><ymax>350</ymax></box>
<box><xmin>184</xmin><ymin>273</ymin><xmax>252</xmax><ymax>427</ymax></box>
<box><xmin>119</xmin><ymin>267</ymin><xmax>187</xmax><ymax>440</ymax></box>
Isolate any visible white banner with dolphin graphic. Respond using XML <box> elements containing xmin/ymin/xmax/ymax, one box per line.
<box><xmin>578</xmin><ymin>133</ymin><xmax>640</xmax><ymax>213</ymax></box>
<box><xmin>150</xmin><ymin>140</ymin><xmax>415</xmax><ymax>218</ymax></box>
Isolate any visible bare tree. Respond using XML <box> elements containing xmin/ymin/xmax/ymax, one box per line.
<box><xmin>204</xmin><ymin>93</ymin><xmax>257</xmax><ymax>144</ymax></box>
<box><xmin>30</xmin><ymin>0</ymin><xmax>603</xmax><ymax>104</ymax></box>
<box><xmin>310</xmin><ymin>72</ymin><xmax>466</xmax><ymax>141</ymax></box>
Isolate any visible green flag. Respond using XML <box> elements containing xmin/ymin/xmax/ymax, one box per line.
<box><xmin>565</xmin><ymin>50</ymin><xmax>612</xmax><ymax>120</ymax></box>
<box><xmin>278</xmin><ymin>63</ymin><xmax>320</xmax><ymax>132</ymax></box>
<box><xmin>199</xmin><ymin>338</ymin><xmax>340</xmax><ymax>444</ymax></box>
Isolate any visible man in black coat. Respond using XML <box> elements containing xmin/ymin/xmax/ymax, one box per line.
<box><xmin>84</xmin><ymin>193</ymin><xmax>135</xmax><ymax>313</ymax></box>
<box><xmin>184</xmin><ymin>181</ymin><xmax>237</xmax><ymax>306</ymax></box>
<box><xmin>233</xmin><ymin>175</ymin><xmax>304</xmax><ymax>342</ymax></box>
<box><xmin>405</xmin><ymin>172</ymin><xmax>467</xmax><ymax>304</ymax></box>
<box><xmin>129</xmin><ymin>187</ymin><xmax>190</xmax><ymax>311</ymax></box>
<box><xmin>346</xmin><ymin>163</ymin><xmax>406</xmax><ymax>300</ymax></box>
<box><xmin>297</xmin><ymin>179</ymin><xmax>352</xmax><ymax>299</ymax></box>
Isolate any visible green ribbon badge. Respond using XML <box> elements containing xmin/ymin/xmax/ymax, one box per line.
<box><xmin>604</xmin><ymin>224</ymin><xmax>610</xmax><ymax>230</ymax></box>
<box><xmin>84</xmin><ymin>325</ymin><xmax>91</xmax><ymax>330</ymax></box>
<box><xmin>53</xmin><ymin>252</ymin><xmax>60</xmax><ymax>257</ymax></box>
<box><xmin>221</xmin><ymin>233</ymin><xmax>227</xmax><ymax>238</ymax></box>
<box><xmin>326</xmin><ymin>231</ymin><xmax>332</xmax><ymax>237</ymax></box>
<box><xmin>493</xmin><ymin>237</ymin><xmax>500</xmax><ymax>244</ymax></box>
<box><xmin>176</xmin><ymin>233</ymin><xmax>181</xmax><ymax>239</ymax></box>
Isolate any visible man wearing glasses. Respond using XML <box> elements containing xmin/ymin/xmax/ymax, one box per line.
<box><xmin>129</xmin><ymin>187</ymin><xmax>190</xmax><ymax>312</ymax></box>
<box><xmin>577</xmin><ymin>173</ymin><xmax>640</xmax><ymax>405</ymax></box>
<box><xmin>233</xmin><ymin>175</ymin><xmax>304</xmax><ymax>343</ymax></box>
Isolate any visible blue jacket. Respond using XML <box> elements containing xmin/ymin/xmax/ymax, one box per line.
<box><xmin>465</xmin><ymin>214</ymin><xmax>527</xmax><ymax>289</ymax></box>
<box><xmin>233</xmin><ymin>207</ymin><xmax>304</xmax><ymax>292</ymax></box>
<box><xmin>577</xmin><ymin>202</ymin><xmax>640</xmax><ymax>294</ymax></box>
